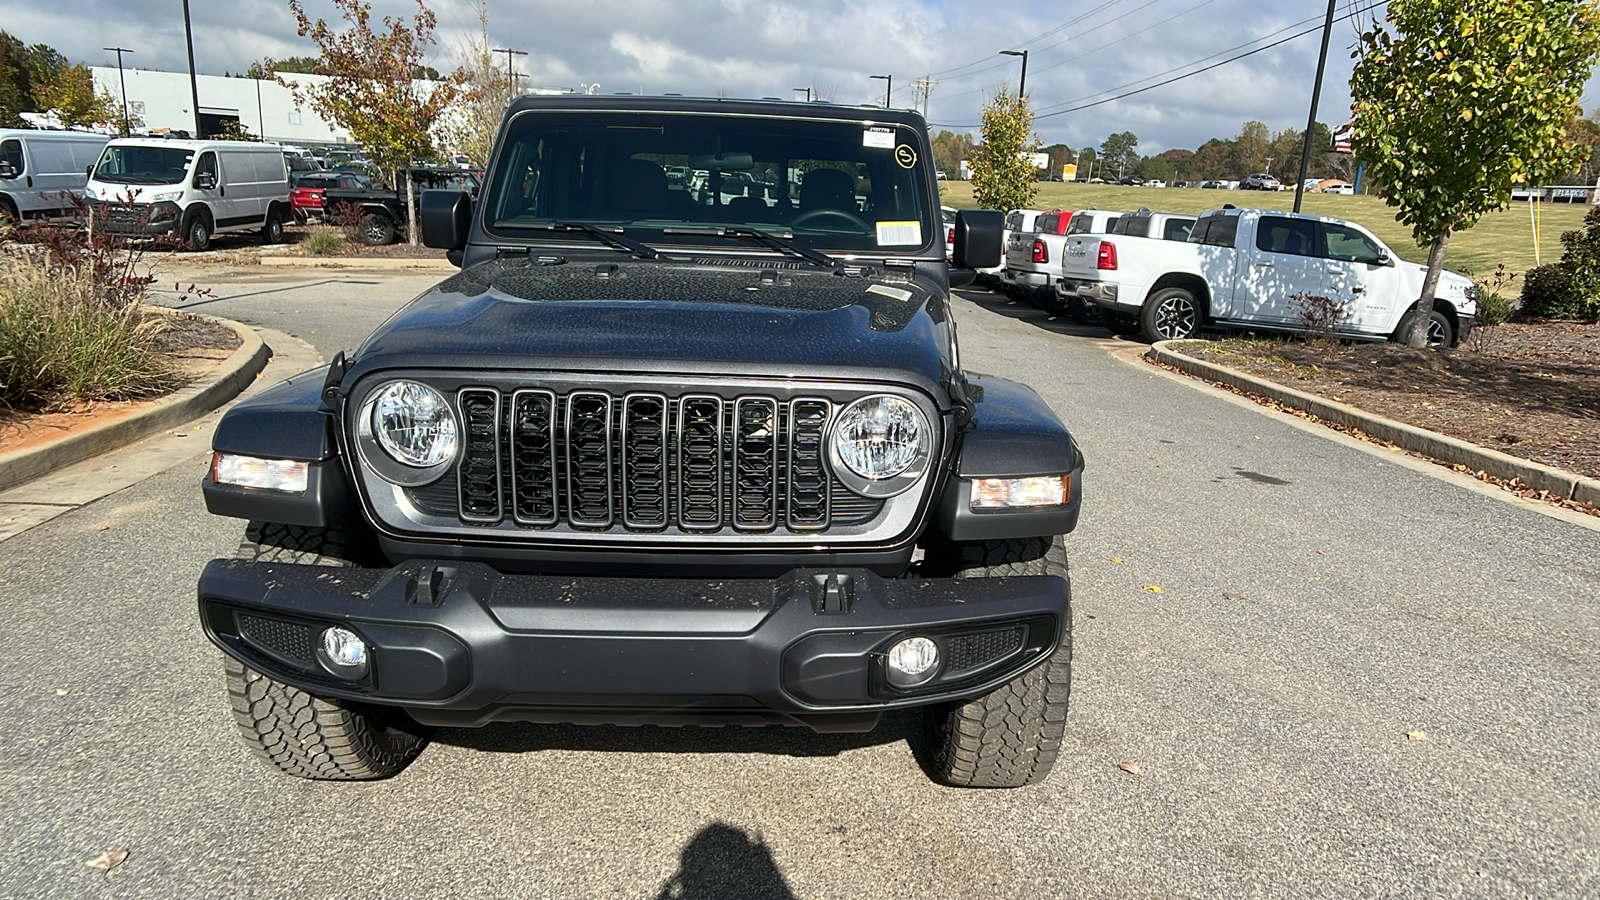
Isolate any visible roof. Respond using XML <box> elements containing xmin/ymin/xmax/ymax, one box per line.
<box><xmin>504</xmin><ymin>93</ymin><xmax>928</xmax><ymax>127</ymax></box>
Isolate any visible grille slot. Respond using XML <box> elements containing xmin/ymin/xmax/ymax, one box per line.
<box><xmin>734</xmin><ymin>397</ymin><xmax>778</xmax><ymax>530</ymax></box>
<box><xmin>237</xmin><ymin>613</ymin><xmax>318</xmax><ymax>669</ymax></box>
<box><xmin>565</xmin><ymin>391</ymin><xmax>614</xmax><ymax>527</ymax></box>
<box><xmin>677</xmin><ymin>395</ymin><xmax>724</xmax><ymax>530</ymax></box>
<box><xmin>623</xmin><ymin>393</ymin><xmax>669</xmax><ymax>528</ymax></box>
<box><xmin>945</xmin><ymin>628</ymin><xmax>1025</xmax><ymax>675</ymax></box>
<box><xmin>458</xmin><ymin>388</ymin><xmax>502</xmax><ymax>522</ymax></box>
<box><xmin>788</xmin><ymin>399</ymin><xmax>831</xmax><ymax>530</ymax></box>
<box><xmin>510</xmin><ymin>389</ymin><xmax>558</xmax><ymax>525</ymax></box>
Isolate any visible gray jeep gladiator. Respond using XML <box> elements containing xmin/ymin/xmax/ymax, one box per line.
<box><xmin>198</xmin><ymin>94</ymin><xmax>1084</xmax><ymax>788</ymax></box>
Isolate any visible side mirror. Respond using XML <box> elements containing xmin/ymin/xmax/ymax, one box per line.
<box><xmin>1376</xmin><ymin>249</ymin><xmax>1393</xmax><ymax>267</ymax></box>
<box><xmin>0</xmin><ymin>161</ymin><xmax>16</xmax><ymax>179</ymax></box>
<box><xmin>421</xmin><ymin>189</ymin><xmax>472</xmax><ymax>257</ymax></box>
<box><xmin>195</xmin><ymin>172</ymin><xmax>216</xmax><ymax>190</ymax></box>
<box><xmin>952</xmin><ymin>208</ymin><xmax>1003</xmax><ymax>270</ymax></box>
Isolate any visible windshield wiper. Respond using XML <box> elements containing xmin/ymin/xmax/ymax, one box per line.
<box><xmin>491</xmin><ymin>220</ymin><xmax>663</xmax><ymax>259</ymax></box>
<box><xmin>662</xmin><ymin>225</ymin><xmax>837</xmax><ymax>270</ymax></box>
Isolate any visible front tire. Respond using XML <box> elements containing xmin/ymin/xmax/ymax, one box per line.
<box><xmin>184</xmin><ymin>212</ymin><xmax>212</xmax><ymax>252</ymax></box>
<box><xmin>922</xmin><ymin>536</ymin><xmax>1072</xmax><ymax>789</ymax></box>
<box><xmin>225</xmin><ymin>659</ymin><xmax>427</xmax><ymax>780</ymax></box>
<box><xmin>360</xmin><ymin>213</ymin><xmax>396</xmax><ymax>245</ymax></box>
<box><xmin>261</xmin><ymin>208</ymin><xmax>284</xmax><ymax>244</ymax></box>
<box><xmin>1141</xmin><ymin>286</ymin><xmax>1200</xmax><ymax>341</ymax></box>
<box><xmin>1392</xmin><ymin>307</ymin><xmax>1453</xmax><ymax>348</ymax></box>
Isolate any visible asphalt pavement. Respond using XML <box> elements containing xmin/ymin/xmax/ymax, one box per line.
<box><xmin>0</xmin><ymin>274</ymin><xmax>1595</xmax><ymax>899</ymax></box>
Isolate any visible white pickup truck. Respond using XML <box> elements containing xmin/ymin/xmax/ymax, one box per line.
<box><xmin>1059</xmin><ymin>207</ymin><xmax>1477</xmax><ymax>346</ymax></box>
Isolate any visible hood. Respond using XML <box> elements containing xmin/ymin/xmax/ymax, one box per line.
<box><xmin>346</xmin><ymin>257</ymin><xmax>953</xmax><ymax>397</ymax></box>
<box><xmin>1404</xmin><ymin>262</ymin><xmax>1476</xmax><ymax>311</ymax></box>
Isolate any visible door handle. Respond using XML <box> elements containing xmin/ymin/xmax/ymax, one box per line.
<box><xmin>220</xmin><ymin>186</ymin><xmax>226</xmax><ymax>197</ymax></box>
<box><xmin>1253</xmin><ymin>260</ymin><xmax>1273</xmax><ymax>267</ymax></box>
<box><xmin>1351</xmin><ymin>286</ymin><xmax>1365</xmax><ymax>293</ymax></box>
<box><xmin>25</xmin><ymin>176</ymin><xmax>32</xmax><ymax>187</ymax></box>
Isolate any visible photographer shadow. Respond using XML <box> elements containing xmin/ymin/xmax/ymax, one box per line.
<box><xmin>653</xmin><ymin>822</ymin><xmax>797</xmax><ymax>900</ymax></box>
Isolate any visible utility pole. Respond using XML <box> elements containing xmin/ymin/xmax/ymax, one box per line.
<box><xmin>493</xmin><ymin>48</ymin><xmax>527</xmax><ymax>96</ymax></box>
<box><xmin>999</xmin><ymin>49</ymin><xmax>1028</xmax><ymax>98</ymax></box>
<box><xmin>181</xmin><ymin>0</ymin><xmax>201</xmax><ymax>138</ymax></box>
<box><xmin>103</xmin><ymin>46</ymin><xmax>134</xmax><ymax>136</ymax></box>
<box><xmin>870</xmin><ymin>74</ymin><xmax>891</xmax><ymax>108</ymax></box>
<box><xmin>1294</xmin><ymin>0</ymin><xmax>1338</xmax><ymax>213</ymax></box>
<box><xmin>913</xmin><ymin>76</ymin><xmax>937</xmax><ymax>118</ymax></box>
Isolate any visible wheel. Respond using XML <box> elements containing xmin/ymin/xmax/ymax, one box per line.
<box><xmin>921</xmin><ymin>536</ymin><xmax>1073</xmax><ymax>789</ymax></box>
<box><xmin>360</xmin><ymin>213</ymin><xmax>396</xmax><ymax>245</ymax></box>
<box><xmin>0</xmin><ymin>198</ymin><xmax>17</xmax><ymax>233</ymax></box>
<box><xmin>225</xmin><ymin>658</ymin><xmax>427</xmax><ymax>780</ymax></box>
<box><xmin>1141</xmin><ymin>286</ymin><xmax>1200</xmax><ymax>341</ymax></box>
<box><xmin>184</xmin><ymin>212</ymin><xmax>212</xmax><ymax>252</ymax></box>
<box><xmin>1392</xmin><ymin>308</ymin><xmax>1454</xmax><ymax>348</ymax></box>
<box><xmin>235</xmin><ymin>520</ymin><xmax>380</xmax><ymax>567</ymax></box>
<box><xmin>1062</xmin><ymin>293</ymin><xmax>1104</xmax><ymax>326</ymax></box>
<box><xmin>261</xmin><ymin>208</ymin><xmax>284</xmax><ymax>244</ymax></box>
<box><xmin>788</xmin><ymin>207</ymin><xmax>870</xmax><ymax>231</ymax></box>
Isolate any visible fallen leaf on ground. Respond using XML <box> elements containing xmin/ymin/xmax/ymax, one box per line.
<box><xmin>1406</xmin><ymin>730</ymin><xmax>1429</xmax><ymax>742</ymax></box>
<box><xmin>1117</xmin><ymin>761</ymin><xmax>1141</xmax><ymax>775</ymax></box>
<box><xmin>1141</xmin><ymin>584</ymin><xmax>1162</xmax><ymax>593</ymax></box>
<box><xmin>55</xmin><ymin>688</ymin><xmax>69</xmax><ymax>696</ymax></box>
<box><xmin>1110</xmin><ymin>557</ymin><xmax>1124</xmax><ymax>564</ymax></box>
<box><xmin>85</xmin><ymin>849</ymin><xmax>128</xmax><ymax>871</ymax></box>
<box><xmin>1222</xmin><ymin>593</ymin><xmax>1245</xmax><ymax>601</ymax></box>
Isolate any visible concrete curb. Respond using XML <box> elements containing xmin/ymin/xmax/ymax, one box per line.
<box><xmin>0</xmin><ymin>314</ymin><xmax>269</xmax><ymax>493</ymax></box>
<box><xmin>1148</xmin><ymin>340</ymin><xmax>1600</xmax><ymax>505</ymax></box>
<box><xmin>259</xmin><ymin>255</ymin><xmax>453</xmax><ymax>270</ymax></box>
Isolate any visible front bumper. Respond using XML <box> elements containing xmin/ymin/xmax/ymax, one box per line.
<box><xmin>198</xmin><ymin>558</ymin><xmax>1069</xmax><ymax>731</ymax></box>
<box><xmin>91</xmin><ymin>200</ymin><xmax>181</xmax><ymax>236</ymax></box>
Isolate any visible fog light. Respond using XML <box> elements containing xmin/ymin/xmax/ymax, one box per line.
<box><xmin>886</xmin><ymin>636</ymin><xmax>939</xmax><ymax>687</ymax></box>
<box><xmin>321</xmin><ymin>627</ymin><xmax>368</xmax><ymax>668</ymax></box>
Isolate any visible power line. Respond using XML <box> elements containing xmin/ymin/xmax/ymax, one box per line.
<box><xmin>921</xmin><ymin>0</ymin><xmax>1127</xmax><ymax>80</ymax></box>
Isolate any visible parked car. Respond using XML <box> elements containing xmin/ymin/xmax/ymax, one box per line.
<box><xmin>85</xmin><ymin>138</ymin><xmax>292</xmax><ymax>250</ymax></box>
<box><xmin>198</xmin><ymin>93</ymin><xmax>1085</xmax><ymax>790</ymax></box>
<box><xmin>321</xmin><ymin>165</ymin><xmax>482</xmax><ymax>245</ymax></box>
<box><xmin>1001</xmin><ymin>208</ymin><xmax>1078</xmax><ymax>306</ymax></box>
<box><xmin>1059</xmin><ymin>206</ymin><xmax>1476</xmax><ymax>345</ymax></box>
<box><xmin>935</xmin><ymin>169</ymin><xmax>947</xmax><ymax>180</ymax></box>
<box><xmin>0</xmin><ymin>128</ymin><xmax>109</xmax><ymax>224</ymax></box>
<box><xmin>1118</xmin><ymin>175</ymin><xmax>1145</xmax><ymax>186</ymax></box>
<box><xmin>942</xmin><ymin>205</ymin><xmax>957</xmax><ymax>258</ymax></box>
<box><xmin>1058</xmin><ymin>209</ymin><xmax>1195</xmax><ymax>331</ymax></box>
<box><xmin>290</xmin><ymin>171</ymin><xmax>374</xmax><ymax>223</ymax></box>
<box><xmin>1241</xmin><ymin>173</ymin><xmax>1282</xmax><ymax>191</ymax></box>
<box><xmin>283</xmin><ymin>151</ymin><xmax>323</xmax><ymax>186</ymax></box>
<box><xmin>1323</xmin><ymin>183</ymin><xmax>1355</xmax><ymax>195</ymax></box>
<box><xmin>1144</xmin><ymin>179</ymin><xmax>1166</xmax><ymax>188</ymax></box>
<box><xmin>1199</xmin><ymin>180</ymin><xmax>1225</xmax><ymax>189</ymax></box>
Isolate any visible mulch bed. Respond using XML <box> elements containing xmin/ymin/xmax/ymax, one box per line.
<box><xmin>1177</xmin><ymin>321</ymin><xmax>1600</xmax><ymax>481</ymax></box>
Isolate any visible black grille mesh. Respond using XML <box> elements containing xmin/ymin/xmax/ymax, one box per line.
<box><xmin>238</xmin><ymin>614</ymin><xmax>317</xmax><ymax>668</ymax></box>
<box><xmin>945</xmin><ymin>628</ymin><xmax>1025</xmax><ymax>674</ymax></box>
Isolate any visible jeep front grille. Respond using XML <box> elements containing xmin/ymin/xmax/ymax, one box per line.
<box><xmin>395</xmin><ymin>385</ymin><xmax>897</xmax><ymax>539</ymax></box>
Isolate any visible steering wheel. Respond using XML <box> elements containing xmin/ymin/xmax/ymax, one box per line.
<box><xmin>789</xmin><ymin>207</ymin><xmax>871</xmax><ymax>231</ymax></box>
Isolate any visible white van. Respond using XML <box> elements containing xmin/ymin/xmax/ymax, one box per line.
<box><xmin>0</xmin><ymin>129</ymin><xmax>110</xmax><ymax>224</ymax></box>
<box><xmin>84</xmin><ymin>138</ymin><xmax>291</xmax><ymax>250</ymax></box>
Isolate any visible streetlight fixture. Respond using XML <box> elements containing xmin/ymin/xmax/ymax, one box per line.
<box><xmin>870</xmin><ymin>74</ymin><xmax>891</xmax><ymax>108</ymax></box>
<box><xmin>103</xmin><ymin>46</ymin><xmax>134</xmax><ymax>136</ymax></box>
<box><xmin>794</xmin><ymin>87</ymin><xmax>811</xmax><ymax>102</ymax></box>
<box><xmin>181</xmin><ymin>0</ymin><xmax>202</xmax><ymax>138</ymax></box>
<box><xmin>998</xmin><ymin>49</ymin><xmax>1028</xmax><ymax>98</ymax></box>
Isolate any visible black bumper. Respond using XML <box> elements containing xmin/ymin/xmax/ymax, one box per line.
<box><xmin>92</xmin><ymin>200</ymin><xmax>180</xmax><ymax>236</ymax></box>
<box><xmin>198</xmin><ymin>558</ymin><xmax>1069</xmax><ymax>732</ymax></box>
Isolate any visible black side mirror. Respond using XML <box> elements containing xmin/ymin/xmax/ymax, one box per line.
<box><xmin>0</xmin><ymin>162</ymin><xmax>17</xmax><ymax>179</ymax></box>
<box><xmin>421</xmin><ymin>189</ymin><xmax>472</xmax><ymax>257</ymax></box>
<box><xmin>952</xmin><ymin>209</ymin><xmax>1003</xmax><ymax>270</ymax></box>
<box><xmin>195</xmin><ymin>172</ymin><xmax>216</xmax><ymax>190</ymax></box>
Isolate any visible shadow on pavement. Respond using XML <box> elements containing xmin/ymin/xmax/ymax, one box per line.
<box><xmin>954</xmin><ymin>286</ymin><xmax>1131</xmax><ymax>342</ymax></box>
<box><xmin>653</xmin><ymin>822</ymin><xmax>798</xmax><ymax>900</ymax></box>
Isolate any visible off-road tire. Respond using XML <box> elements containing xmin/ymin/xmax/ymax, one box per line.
<box><xmin>923</xmin><ymin>536</ymin><xmax>1073</xmax><ymax>788</ymax></box>
<box><xmin>184</xmin><ymin>211</ymin><xmax>212</xmax><ymax>252</ymax></box>
<box><xmin>1141</xmin><ymin>286</ymin><xmax>1200</xmax><ymax>341</ymax></box>
<box><xmin>225</xmin><ymin>659</ymin><xmax>426</xmax><ymax>780</ymax></box>
<box><xmin>234</xmin><ymin>520</ymin><xmax>379</xmax><ymax>567</ymax></box>
<box><xmin>261</xmin><ymin>208</ymin><xmax>284</xmax><ymax>244</ymax></box>
<box><xmin>361</xmin><ymin>213</ymin><xmax>396</xmax><ymax>246</ymax></box>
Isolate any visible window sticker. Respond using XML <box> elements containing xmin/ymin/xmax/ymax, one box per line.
<box><xmin>863</xmin><ymin>127</ymin><xmax>896</xmax><ymax>149</ymax></box>
<box><xmin>867</xmin><ymin>284</ymin><xmax>915</xmax><ymax>302</ymax></box>
<box><xmin>876</xmin><ymin>220</ymin><xmax>922</xmax><ymax>246</ymax></box>
<box><xmin>894</xmin><ymin>145</ymin><xmax>917</xmax><ymax>169</ymax></box>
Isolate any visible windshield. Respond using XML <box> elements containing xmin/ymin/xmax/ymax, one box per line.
<box><xmin>483</xmin><ymin>111</ymin><xmax>936</xmax><ymax>255</ymax></box>
<box><xmin>93</xmin><ymin>145</ymin><xmax>194</xmax><ymax>185</ymax></box>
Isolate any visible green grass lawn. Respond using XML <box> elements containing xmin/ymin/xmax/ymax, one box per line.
<box><xmin>937</xmin><ymin>181</ymin><xmax>1588</xmax><ymax>283</ymax></box>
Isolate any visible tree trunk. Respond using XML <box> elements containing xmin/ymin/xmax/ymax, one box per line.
<box><xmin>406</xmin><ymin>167</ymin><xmax>419</xmax><ymax>245</ymax></box>
<box><xmin>1407</xmin><ymin>227</ymin><xmax>1452</xmax><ymax>349</ymax></box>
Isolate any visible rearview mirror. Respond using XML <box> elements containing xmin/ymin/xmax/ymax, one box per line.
<box><xmin>421</xmin><ymin>189</ymin><xmax>472</xmax><ymax>259</ymax></box>
<box><xmin>688</xmin><ymin>151</ymin><xmax>753</xmax><ymax>171</ymax></box>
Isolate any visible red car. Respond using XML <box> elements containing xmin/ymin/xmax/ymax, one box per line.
<box><xmin>290</xmin><ymin>173</ymin><xmax>372</xmax><ymax>223</ymax></box>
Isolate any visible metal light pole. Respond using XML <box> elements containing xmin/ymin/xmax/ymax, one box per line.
<box><xmin>870</xmin><ymin>74</ymin><xmax>890</xmax><ymax>108</ymax></box>
<box><xmin>794</xmin><ymin>87</ymin><xmax>811</xmax><ymax>102</ymax></box>
<box><xmin>999</xmin><ymin>49</ymin><xmax>1028</xmax><ymax>98</ymax></box>
<box><xmin>103</xmin><ymin>46</ymin><xmax>133</xmax><ymax>135</ymax></box>
<box><xmin>493</xmin><ymin>48</ymin><xmax>527</xmax><ymax>97</ymax></box>
<box><xmin>1294</xmin><ymin>0</ymin><xmax>1338</xmax><ymax>213</ymax></box>
<box><xmin>181</xmin><ymin>0</ymin><xmax>201</xmax><ymax>138</ymax></box>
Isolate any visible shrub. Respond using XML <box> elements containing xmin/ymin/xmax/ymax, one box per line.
<box><xmin>1290</xmin><ymin>292</ymin><xmax>1351</xmax><ymax>345</ymax></box>
<box><xmin>302</xmin><ymin>225</ymin><xmax>347</xmax><ymax>256</ymax></box>
<box><xmin>1474</xmin><ymin>289</ymin><xmax>1516</xmax><ymax>328</ymax></box>
<box><xmin>0</xmin><ymin>249</ymin><xmax>176</xmax><ymax>410</ymax></box>
<box><xmin>1519</xmin><ymin>264</ymin><xmax>1583</xmax><ymax>320</ymax></box>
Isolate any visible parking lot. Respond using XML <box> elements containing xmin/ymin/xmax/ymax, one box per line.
<box><xmin>0</xmin><ymin>271</ymin><xmax>1594</xmax><ymax>898</ymax></box>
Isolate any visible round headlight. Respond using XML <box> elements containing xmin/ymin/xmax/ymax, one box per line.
<box><xmin>829</xmin><ymin>394</ymin><xmax>932</xmax><ymax>497</ymax></box>
<box><xmin>372</xmin><ymin>381</ymin><xmax>458</xmax><ymax>467</ymax></box>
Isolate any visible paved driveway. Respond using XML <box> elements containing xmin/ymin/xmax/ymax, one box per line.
<box><xmin>1</xmin><ymin>277</ymin><xmax>1594</xmax><ymax>898</ymax></box>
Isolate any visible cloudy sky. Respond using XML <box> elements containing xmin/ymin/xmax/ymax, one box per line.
<box><xmin>6</xmin><ymin>0</ymin><xmax>1599</xmax><ymax>154</ymax></box>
